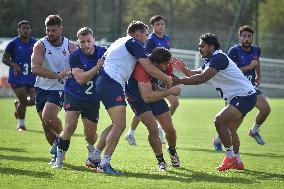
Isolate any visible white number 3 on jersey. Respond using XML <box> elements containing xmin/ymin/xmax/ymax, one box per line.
<box><xmin>23</xmin><ymin>63</ymin><xmax>29</xmax><ymax>75</ymax></box>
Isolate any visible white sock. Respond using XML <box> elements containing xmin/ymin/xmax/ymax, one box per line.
<box><xmin>18</xmin><ymin>119</ymin><xmax>25</xmax><ymax>126</ymax></box>
<box><xmin>225</xmin><ymin>146</ymin><xmax>235</xmax><ymax>158</ymax></box>
<box><xmin>56</xmin><ymin>147</ymin><xmax>66</xmax><ymax>164</ymax></box>
<box><xmin>252</xmin><ymin>123</ymin><xmax>260</xmax><ymax>134</ymax></box>
<box><xmin>90</xmin><ymin>147</ymin><xmax>101</xmax><ymax>160</ymax></box>
<box><xmin>128</xmin><ymin>128</ymin><xmax>135</xmax><ymax>136</ymax></box>
<box><xmin>87</xmin><ymin>143</ymin><xmax>95</xmax><ymax>153</ymax></box>
<box><xmin>100</xmin><ymin>155</ymin><xmax>111</xmax><ymax>167</ymax></box>
<box><xmin>235</xmin><ymin>153</ymin><xmax>242</xmax><ymax>163</ymax></box>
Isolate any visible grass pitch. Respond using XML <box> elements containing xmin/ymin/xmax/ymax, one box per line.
<box><xmin>0</xmin><ymin>98</ymin><xmax>283</xmax><ymax>189</ymax></box>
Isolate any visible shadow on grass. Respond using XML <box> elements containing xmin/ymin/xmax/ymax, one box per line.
<box><xmin>116</xmin><ymin>167</ymin><xmax>253</xmax><ymax>184</ymax></box>
<box><xmin>0</xmin><ymin>154</ymin><xmax>95</xmax><ymax>173</ymax></box>
<box><xmin>27</xmin><ymin>129</ymin><xmax>84</xmax><ymax>137</ymax></box>
<box><xmin>63</xmin><ymin>163</ymin><xmax>95</xmax><ymax>173</ymax></box>
<box><xmin>0</xmin><ymin>154</ymin><xmax>50</xmax><ymax>163</ymax></box>
<box><xmin>0</xmin><ymin>147</ymin><xmax>27</xmax><ymax>153</ymax></box>
<box><xmin>25</xmin><ymin>129</ymin><xmax>44</xmax><ymax>134</ymax></box>
<box><xmin>0</xmin><ymin>167</ymin><xmax>53</xmax><ymax>178</ymax></box>
<box><xmin>180</xmin><ymin>147</ymin><xmax>284</xmax><ymax>158</ymax></box>
<box><xmin>178</xmin><ymin>147</ymin><xmax>217</xmax><ymax>154</ymax></box>
<box><xmin>241</xmin><ymin>152</ymin><xmax>284</xmax><ymax>159</ymax></box>
<box><xmin>239</xmin><ymin>169</ymin><xmax>284</xmax><ymax>181</ymax></box>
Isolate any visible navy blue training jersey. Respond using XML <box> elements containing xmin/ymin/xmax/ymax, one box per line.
<box><xmin>228</xmin><ymin>44</ymin><xmax>261</xmax><ymax>86</ymax></box>
<box><xmin>64</xmin><ymin>45</ymin><xmax>107</xmax><ymax>101</ymax></box>
<box><xmin>145</xmin><ymin>33</ymin><xmax>170</xmax><ymax>54</ymax></box>
<box><xmin>145</xmin><ymin>33</ymin><xmax>171</xmax><ymax>87</ymax></box>
<box><xmin>5</xmin><ymin>37</ymin><xmax>37</xmax><ymax>85</ymax></box>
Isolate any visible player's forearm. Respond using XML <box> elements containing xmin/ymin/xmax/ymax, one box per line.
<box><xmin>2</xmin><ymin>58</ymin><xmax>15</xmax><ymax>67</ymax></box>
<box><xmin>240</xmin><ymin>60</ymin><xmax>258</xmax><ymax>73</ymax></box>
<box><xmin>142</xmin><ymin>90</ymin><xmax>171</xmax><ymax>103</ymax></box>
<box><xmin>239</xmin><ymin>65</ymin><xmax>251</xmax><ymax>73</ymax></box>
<box><xmin>32</xmin><ymin>65</ymin><xmax>59</xmax><ymax>79</ymax></box>
<box><xmin>255</xmin><ymin>73</ymin><xmax>261</xmax><ymax>81</ymax></box>
<box><xmin>176</xmin><ymin>75</ymin><xmax>205</xmax><ymax>85</ymax></box>
<box><xmin>74</xmin><ymin>66</ymin><xmax>100</xmax><ymax>85</ymax></box>
<box><xmin>145</xmin><ymin>63</ymin><xmax>168</xmax><ymax>82</ymax></box>
<box><xmin>255</xmin><ymin>64</ymin><xmax>261</xmax><ymax>79</ymax></box>
<box><xmin>183</xmin><ymin>68</ymin><xmax>201</xmax><ymax>77</ymax></box>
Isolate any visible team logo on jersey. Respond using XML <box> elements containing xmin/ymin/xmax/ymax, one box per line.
<box><xmin>48</xmin><ymin>50</ymin><xmax>52</xmax><ymax>54</ymax></box>
<box><xmin>65</xmin><ymin>102</ymin><xmax>71</xmax><ymax>109</ymax></box>
<box><xmin>116</xmin><ymin>96</ymin><xmax>123</xmax><ymax>102</ymax></box>
<box><xmin>63</xmin><ymin>49</ymin><xmax>67</xmax><ymax>56</ymax></box>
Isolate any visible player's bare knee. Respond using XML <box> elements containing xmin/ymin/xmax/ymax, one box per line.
<box><xmin>113</xmin><ymin>120</ymin><xmax>126</xmax><ymax>129</ymax></box>
<box><xmin>85</xmin><ymin>132</ymin><xmax>95</xmax><ymax>141</ymax></box>
<box><xmin>259</xmin><ymin>103</ymin><xmax>271</xmax><ymax>116</ymax></box>
<box><xmin>18</xmin><ymin>98</ymin><xmax>28</xmax><ymax>106</ymax></box>
<box><xmin>42</xmin><ymin>114</ymin><xmax>55</xmax><ymax>126</ymax></box>
<box><xmin>171</xmin><ymin>100</ymin><xmax>179</xmax><ymax>109</ymax></box>
<box><xmin>164</xmin><ymin>126</ymin><xmax>176</xmax><ymax>136</ymax></box>
<box><xmin>149</xmin><ymin>126</ymin><xmax>159</xmax><ymax>136</ymax></box>
<box><xmin>264</xmin><ymin>104</ymin><xmax>271</xmax><ymax>115</ymax></box>
<box><xmin>42</xmin><ymin>123</ymin><xmax>52</xmax><ymax>132</ymax></box>
<box><xmin>214</xmin><ymin>116</ymin><xmax>223</xmax><ymax>129</ymax></box>
<box><xmin>28</xmin><ymin>98</ymin><xmax>35</xmax><ymax>105</ymax></box>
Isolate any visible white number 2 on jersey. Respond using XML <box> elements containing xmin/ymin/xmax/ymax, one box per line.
<box><xmin>247</xmin><ymin>75</ymin><xmax>253</xmax><ymax>82</ymax></box>
<box><xmin>85</xmin><ymin>81</ymin><xmax>93</xmax><ymax>95</ymax></box>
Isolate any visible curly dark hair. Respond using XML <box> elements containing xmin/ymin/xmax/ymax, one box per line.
<box><xmin>200</xmin><ymin>33</ymin><xmax>220</xmax><ymax>50</ymax></box>
<box><xmin>149</xmin><ymin>47</ymin><xmax>171</xmax><ymax>65</ymax></box>
<box><xmin>127</xmin><ymin>21</ymin><xmax>148</xmax><ymax>34</ymax></box>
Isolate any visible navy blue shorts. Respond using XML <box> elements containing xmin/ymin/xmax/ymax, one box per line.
<box><xmin>35</xmin><ymin>87</ymin><xmax>64</xmax><ymax>112</ymax></box>
<box><xmin>64</xmin><ymin>93</ymin><xmax>100</xmax><ymax>123</ymax></box>
<box><xmin>96</xmin><ymin>70</ymin><xmax>127</xmax><ymax>110</ymax></box>
<box><xmin>128</xmin><ymin>99</ymin><xmax>169</xmax><ymax>117</ymax></box>
<box><xmin>229</xmin><ymin>93</ymin><xmax>257</xmax><ymax>117</ymax></box>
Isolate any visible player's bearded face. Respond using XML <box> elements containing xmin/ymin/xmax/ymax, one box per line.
<box><xmin>79</xmin><ymin>34</ymin><xmax>95</xmax><ymax>55</ymax></box>
<box><xmin>18</xmin><ymin>24</ymin><xmax>31</xmax><ymax>38</ymax></box>
<box><xmin>239</xmin><ymin>31</ymin><xmax>253</xmax><ymax>49</ymax></box>
<box><xmin>46</xmin><ymin>25</ymin><xmax>63</xmax><ymax>42</ymax></box>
